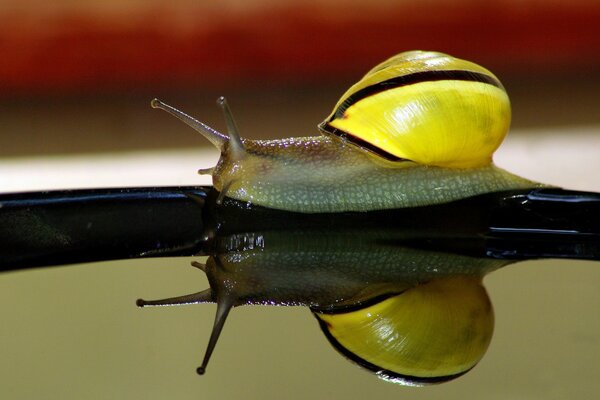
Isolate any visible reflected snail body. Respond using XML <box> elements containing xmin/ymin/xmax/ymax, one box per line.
<box><xmin>152</xmin><ymin>51</ymin><xmax>541</xmax><ymax>213</ymax></box>
<box><xmin>137</xmin><ymin>219</ymin><xmax>507</xmax><ymax>384</ymax></box>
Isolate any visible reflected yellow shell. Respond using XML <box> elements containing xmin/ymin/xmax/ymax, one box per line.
<box><xmin>314</xmin><ymin>276</ymin><xmax>494</xmax><ymax>385</ymax></box>
<box><xmin>319</xmin><ymin>51</ymin><xmax>510</xmax><ymax>168</ymax></box>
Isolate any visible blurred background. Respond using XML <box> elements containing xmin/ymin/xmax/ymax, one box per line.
<box><xmin>1</xmin><ymin>0</ymin><xmax>600</xmax><ymax>158</ymax></box>
<box><xmin>1</xmin><ymin>1</ymin><xmax>600</xmax><ymax>399</ymax></box>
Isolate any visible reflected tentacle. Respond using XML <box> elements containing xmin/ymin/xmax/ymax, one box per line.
<box><xmin>197</xmin><ymin>293</ymin><xmax>235</xmax><ymax>375</ymax></box>
<box><xmin>136</xmin><ymin>288</ymin><xmax>213</xmax><ymax>307</ymax></box>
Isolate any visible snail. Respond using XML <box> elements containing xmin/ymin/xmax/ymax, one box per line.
<box><xmin>151</xmin><ymin>50</ymin><xmax>543</xmax><ymax>213</ymax></box>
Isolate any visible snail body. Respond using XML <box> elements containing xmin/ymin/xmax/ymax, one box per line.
<box><xmin>211</xmin><ymin>137</ymin><xmax>534</xmax><ymax>212</ymax></box>
<box><xmin>153</xmin><ymin>51</ymin><xmax>542</xmax><ymax>212</ymax></box>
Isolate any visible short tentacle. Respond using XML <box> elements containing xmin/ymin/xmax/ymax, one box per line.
<box><xmin>191</xmin><ymin>260</ymin><xmax>207</xmax><ymax>272</ymax></box>
<box><xmin>216</xmin><ymin>180</ymin><xmax>235</xmax><ymax>205</ymax></box>
<box><xmin>197</xmin><ymin>167</ymin><xmax>214</xmax><ymax>176</ymax></box>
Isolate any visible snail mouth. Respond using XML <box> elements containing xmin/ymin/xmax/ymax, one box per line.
<box><xmin>318</xmin><ymin>122</ymin><xmax>408</xmax><ymax>163</ymax></box>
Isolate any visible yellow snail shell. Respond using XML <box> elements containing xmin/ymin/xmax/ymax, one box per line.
<box><xmin>319</xmin><ymin>50</ymin><xmax>511</xmax><ymax>168</ymax></box>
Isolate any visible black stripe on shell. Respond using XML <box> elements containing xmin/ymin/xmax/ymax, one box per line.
<box><xmin>332</xmin><ymin>69</ymin><xmax>502</xmax><ymax>119</ymax></box>
<box><xmin>310</xmin><ymin>292</ymin><xmax>402</xmax><ymax>314</ymax></box>
<box><xmin>317</xmin><ymin>122</ymin><xmax>406</xmax><ymax>162</ymax></box>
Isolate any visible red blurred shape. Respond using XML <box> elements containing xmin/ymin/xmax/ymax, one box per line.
<box><xmin>1</xmin><ymin>2</ymin><xmax>599</xmax><ymax>95</ymax></box>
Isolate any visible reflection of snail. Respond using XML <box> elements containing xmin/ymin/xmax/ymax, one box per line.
<box><xmin>315</xmin><ymin>276</ymin><xmax>494</xmax><ymax>385</ymax></box>
<box><xmin>152</xmin><ymin>51</ymin><xmax>541</xmax><ymax>213</ymax></box>
<box><xmin>137</xmin><ymin>221</ymin><xmax>508</xmax><ymax>383</ymax></box>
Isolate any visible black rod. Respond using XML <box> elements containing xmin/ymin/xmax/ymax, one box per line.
<box><xmin>0</xmin><ymin>187</ymin><xmax>210</xmax><ymax>271</ymax></box>
<box><xmin>485</xmin><ymin>188</ymin><xmax>600</xmax><ymax>260</ymax></box>
<box><xmin>204</xmin><ymin>188</ymin><xmax>600</xmax><ymax>261</ymax></box>
<box><xmin>1</xmin><ymin>187</ymin><xmax>600</xmax><ymax>272</ymax></box>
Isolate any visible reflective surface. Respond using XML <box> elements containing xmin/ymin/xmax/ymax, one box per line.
<box><xmin>0</xmin><ymin>257</ymin><xmax>599</xmax><ymax>399</ymax></box>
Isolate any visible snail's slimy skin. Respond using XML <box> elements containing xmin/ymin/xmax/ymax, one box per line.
<box><xmin>213</xmin><ymin>135</ymin><xmax>541</xmax><ymax>213</ymax></box>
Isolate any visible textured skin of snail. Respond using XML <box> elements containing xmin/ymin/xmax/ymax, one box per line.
<box><xmin>213</xmin><ymin>136</ymin><xmax>537</xmax><ymax>213</ymax></box>
<box><xmin>153</xmin><ymin>50</ymin><xmax>544</xmax><ymax>213</ymax></box>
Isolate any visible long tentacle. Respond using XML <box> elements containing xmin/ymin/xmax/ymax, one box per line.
<box><xmin>197</xmin><ymin>293</ymin><xmax>235</xmax><ymax>375</ymax></box>
<box><xmin>216</xmin><ymin>96</ymin><xmax>245</xmax><ymax>158</ymax></box>
<box><xmin>136</xmin><ymin>288</ymin><xmax>214</xmax><ymax>307</ymax></box>
<box><xmin>151</xmin><ymin>98</ymin><xmax>229</xmax><ymax>150</ymax></box>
